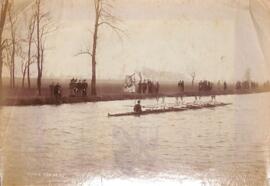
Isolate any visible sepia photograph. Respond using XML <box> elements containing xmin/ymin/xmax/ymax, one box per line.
<box><xmin>0</xmin><ymin>0</ymin><xmax>270</xmax><ymax>185</ymax></box>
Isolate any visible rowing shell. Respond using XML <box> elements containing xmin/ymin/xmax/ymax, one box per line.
<box><xmin>108</xmin><ymin>102</ymin><xmax>231</xmax><ymax>117</ymax></box>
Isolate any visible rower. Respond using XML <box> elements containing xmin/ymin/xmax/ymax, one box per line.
<box><xmin>180</xmin><ymin>95</ymin><xmax>183</xmax><ymax>103</ymax></box>
<box><xmin>175</xmin><ymin>97</ymin><xmax>179</xmax><ymax>105</ymax></box>
<box><xmin>155</xmin><ymin>96</ymin><xmax>159</xmax><ymax>104</ymax></box>
<box><xmin>162</xmin><ymin>97</ymin><xmax>165</xmax><ymax>104</ymax></box>
<box><xmin>162</xmin><ymin>97</ymin><xmax>166</xmax><ymax>108</ymax></box>
<box><xmin>194</xmin><ymin>96</ymin><xmax>198</xmax><ymax>103</ymax></box>
<box><xmin>134</xmin><ymin>100</ymin><xmax>142</xmax><ymax>113</ymax></box>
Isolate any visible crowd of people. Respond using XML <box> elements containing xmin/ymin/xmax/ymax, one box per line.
<box><xmin>178</xmin><ymin>80</ymin><xmax>185</xmax><ymax>92</ymax></box>
<box><xmin>176</xmin><ymin>80</ymin><xmax>229</xmax><ymax>93</ymax></box>
<box><xmin>263</xmin><ymin>81</ymin><xmax>270</xmax><ymax>89</ymax></box>
<box><xmin>47</xmin><ymin>77</ymin><xmax>268</xmax><ymax>100</ymax></box>
<box><xmin>137</xmin><ymin>80</ymin><xmax>160</xmax><ymax>94</ymax></box>
<box><xmin>235</xmin><ymin>81</ymin><xmax>259</xmax><ymax>90</ymax></box>
<box><xmin>198</xmin><ymin>80</ymin><xmax>214</xmax><ymax>92</ymax></box>
<box><xmin>49</xmin><ymin>83</ymin><xmax>62</xmax><ymax>98</ymax></box>
<box><xmin>69</xmin><ymin>78</ymin><xmax>88</xmax><ymax>97</ymax></box>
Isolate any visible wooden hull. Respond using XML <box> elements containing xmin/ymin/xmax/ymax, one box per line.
<box><xmin>108</xmin><ymin>102</ymin><xmax>231</xmax><ymax>117</ymax></box>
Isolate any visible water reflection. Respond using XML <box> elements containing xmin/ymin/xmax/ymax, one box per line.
<box><xmin>0</xmin><ymin>93</ymin><xmax>270</xmax><ymax>185</ymax></box>
<box><xmin>112</xmin><ymin>125</ymin><xmax>159</xmax><ymax>176</ymax></box>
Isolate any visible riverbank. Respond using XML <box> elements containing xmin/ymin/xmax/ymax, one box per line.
<box><xmin>1</xmin><ymin>89</ymin><xmax>269</xmax><ymax>106</ymax></box>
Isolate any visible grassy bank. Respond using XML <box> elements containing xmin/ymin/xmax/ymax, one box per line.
<box><xmin>1</xmin><ymin>79</ymin><xmax>269</xmax><ymax>106</ymax></box>
<box><xmin>1</xmin><ymin>88</ymin><xmax>269</xmax><ymax>106</ymax></box>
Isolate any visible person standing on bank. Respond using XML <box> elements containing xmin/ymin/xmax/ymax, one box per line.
<box><xmin>134</xmin><ymin>100</ymin><xmax>142</xmax><ymax>113</ymax></box>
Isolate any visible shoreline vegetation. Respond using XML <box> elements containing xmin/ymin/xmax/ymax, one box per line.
<box><xmin>1</xmin><ymin>81</ymin><xmax>269</xmax><ymax>106</ymax></box>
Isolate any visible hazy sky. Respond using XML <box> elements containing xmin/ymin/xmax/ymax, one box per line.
<box><xmin>7</xmin><ymin>0</ymin><xmax>270</xmax><ymax>82</ymax></box>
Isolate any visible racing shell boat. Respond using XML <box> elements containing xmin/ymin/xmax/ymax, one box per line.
<box><xmin>108</xmin><ymin>102</ymin><xmax>231</xmax><ymax>117</ymax></box>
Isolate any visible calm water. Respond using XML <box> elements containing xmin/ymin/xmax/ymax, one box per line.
<box><xmin>1</xmin><ymin>93</ymin><xmax>270</xmax><ymax>186</ymax></box>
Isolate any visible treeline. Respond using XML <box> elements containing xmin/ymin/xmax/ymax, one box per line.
<box><xmin>0</xmin><ymin>0</ymin><xmax>55</xmax><ymax>96</ymax></box>
<box><xmin>0</xmin><ymin>0</ymin><xmax>122</xmax><ymax>97</ymax></box>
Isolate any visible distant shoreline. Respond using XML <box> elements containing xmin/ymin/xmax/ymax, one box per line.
<box><xmin>1</xmin><ymin>89</ymin><xmax>269</xmax><ymax>106</ymax></box>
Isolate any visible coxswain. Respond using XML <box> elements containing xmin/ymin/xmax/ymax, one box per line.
<box><xmin>134</xmin><ymin>100</ymin><xmax>142</xmax><ymax>113</ymax></box>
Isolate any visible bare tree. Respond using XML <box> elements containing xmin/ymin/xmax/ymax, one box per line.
<box><xmin>25</xmin><ymin>11</ymin><xmax>36</xmax><ymax>89</ymax></box>
<box><xmin>2</xmin><ymin>0</ymin><xmax>19</xmax><ymax>89</ymax></box>
<box><xmin>3</xmin><ymin>41</ymin><xmax>12</xmax><ymax>87</ymax></box>
<box><xmin>34</xmin><ymin>0</ymin><xmax>54</xmax><ymax>95</ymax></box>
<box><xmin>78</xmin><ymin>0</ymin><xmax>123</xmax><ymax>96</ymax></box>
<box><xmin>7</xmin><ymin>1</ymin><xmax>17</xmax><ymax>88</ymax></box>
<box><xmin>35</xmin><ymin>0</ymin><xmax>42</xmax><ymax>95</ymax></box>
<box><xmin>0</xmin><ymin>0</ymin><xmax>9</xmax><ymax>90</ymax></box>
<box><xmin>17</xmin><ymin>45</ymin><xmax>35</xmax><ymax>88</ymax></box>
<box><xmin>18</xmin><ymin>49</ymin><xmax>27</xmax><ymax>88</ymax></box>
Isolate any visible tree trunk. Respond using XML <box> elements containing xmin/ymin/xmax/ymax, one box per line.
<box><xmin>37</xmin><ymin>74</ymin><xmax>41</xmax><ymax>95</ymax></box>
<box><xmin>36</xmin><ymin>0</ymin><xmax>41</xmax><ymax>96</ymax></box>
<box><xmin>22</xmin><ymin>75</ymin><xmax>25</xmax><ymax>89</ymax></box>
<box><xmin>0</xmin><ymin>46</ymin><xmax>3</xmax><ymax>90</ymax></box>
<box><xmin>9</xmin><ymin>67</ymin><xmax>12</xmax><ymax>88</ymax></box>
<box><xmin>27</xmin><ymin>40</ymin><xmax>31</xmax><ymax>89</ymax></box>
<box><xmin>27</xmin><ymin>18</ymin><xmax>35</xmax><ymax>89</ymax></box>
<box><xmin>27</xmin><ymin>61</ymin><xmax>31</xmax><ymax>88</ymax></box>
<box><xmin>38</xmin><ymin>46</ymin><xmax>44</xmax><ymax>96</ymax></box>
<box><xmin>22</xmin><ymin>67</ymin><xmax>26</xmax><ymax>88</ymax></box>
<box><xmin>0</xmin><ymin>0</ymin><xmax>9</xmax><ymax>91</ymax></box>
<box><xmin>91</xmin><ymin>27</ymin><xmax>97</xmax><ymax>96</ymax></box>
<box><xmin>90</xmin><ymin>31</ymin><xmax>98</xmax><ymax>96</ymax></box>
<box><xmin>90</xmin><ymin>2</ymin><xmax>100</xmax><ymax>96</ymax></box>
<box><xmin>11</xmin><ymin>42</ymin><xmax>15</xmax><ymax>88</ymax></box>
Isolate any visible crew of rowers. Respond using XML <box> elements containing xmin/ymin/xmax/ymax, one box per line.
<box><xmin>69</xmin><ymin>78</ymin><xmax>88</xmax><ymax>97</ymax></box>
<box><xmin>137</xmin><ymin>80</ymin><xmax>159</xmax><ymax>94</ymax></box>
<box><xmin>133</xmin><ymin>94</ymin><xmax>217</xmax><ymax>113</ymax></box>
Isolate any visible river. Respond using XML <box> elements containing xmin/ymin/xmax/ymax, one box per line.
<box><xmin>0</xmin><ymin>93</ymin><xmax>270</xmax><ymax>186</ymax></box>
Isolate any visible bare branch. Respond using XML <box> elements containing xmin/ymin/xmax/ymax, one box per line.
<box><xmin>98</xmin><ymin>21</ymin><xmax>123</xmax><ymax>32</ymax></box>
<box><xmin>78</xmin><ymin>0</ymin><xmax>125</xmax><ymax>95</ymax></box>
<box><xmin>75</xmin><ymin>49</ymin><xmax>93</xmax><ymax>57</ymax></box>
<box><xmin>0</xmin><ymin>38</ymin><xmax>8</xmax><ymax>50</ymax></box>
<box><xmin>98</xmin><ymin>21</ymin><xmax>126</xmax><ymax>41</ymax></box>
